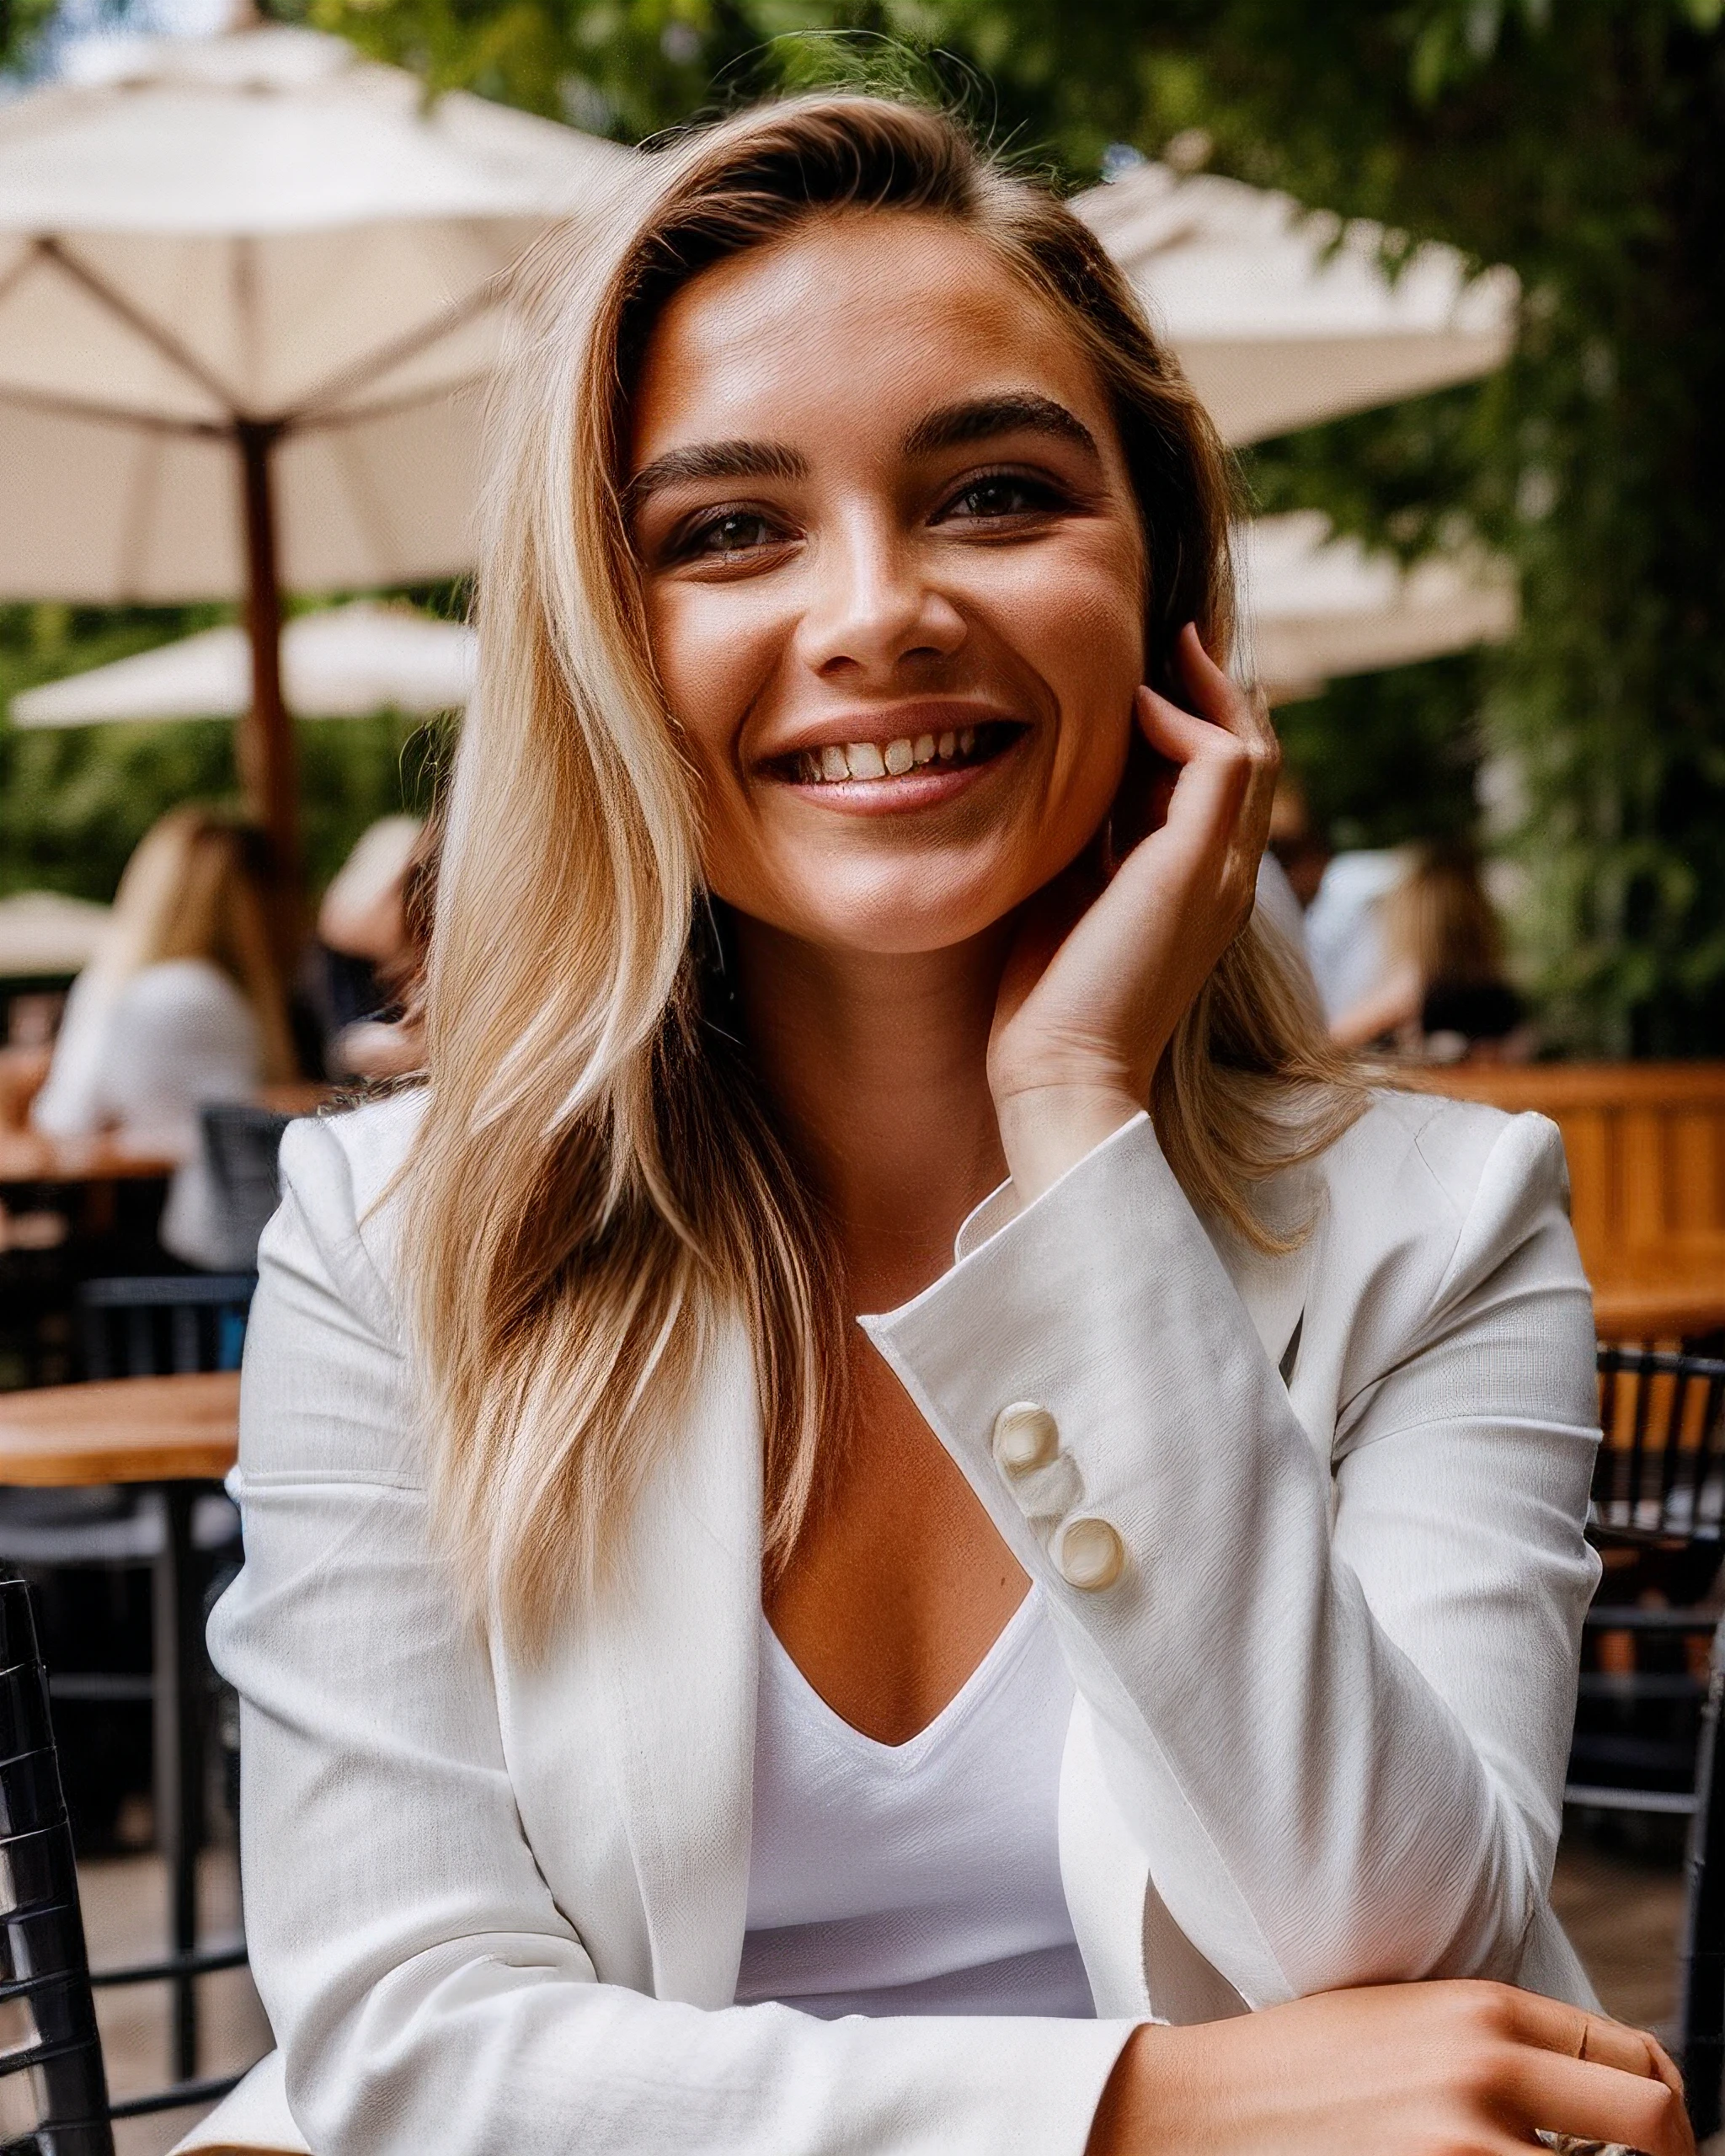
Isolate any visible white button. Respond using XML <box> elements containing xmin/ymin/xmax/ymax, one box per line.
<box><xmin>1058</xmin><ymin>1517</ymin><xmax>1125</xmax><ymax>1592</ymax></box>
<box><xmin>992</xmin><ymin>1402</ymin><xmax>1059</xmax><ymax>1477</ymax></box>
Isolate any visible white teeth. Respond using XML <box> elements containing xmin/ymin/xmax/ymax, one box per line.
<box><xmin>795</xmin><ymin>725</ymin><xmax>996</xmax><ymax>782</ymax></box>
<box><xmin>845</xmin><ymin>741</ymin><xmax>887</xmax><ymax>780</ymax></box>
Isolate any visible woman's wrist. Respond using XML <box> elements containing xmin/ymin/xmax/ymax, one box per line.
<box><xmin>991</xmin><ymin>1076</ymin><xmax>1144</xmax><ymax>1205</ymax></box>
<box><xmin>1086</xmin><ymin>2022</ymin><xmax>1205</xmax><ymax>2156</ymax></box>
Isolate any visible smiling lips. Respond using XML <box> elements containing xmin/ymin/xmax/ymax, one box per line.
<box><xmin>778</xmin><ymin>719</ymin><xmax>1021</xmax><ymax>788</ymax></box>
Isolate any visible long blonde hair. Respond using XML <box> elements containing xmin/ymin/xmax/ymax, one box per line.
<box><xmin>403</xmin><ymin>95</ymin><xmax>1364</xmax><ymax>1646</ymax></box>
<box><xmin>102</xmin><ymin>806</ymin><xmax>296</xmax><ymax>1083</ymax></box>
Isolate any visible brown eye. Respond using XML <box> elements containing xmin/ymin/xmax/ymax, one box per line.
<box><xmin>692</xmin><ymin>510</ymin><xmax>778</xmax><ymax>557</ymax></box>
<box><xmin>941</xmin><ymin>472</ymin><xmax>1061</xmax><ymax>522</ymax></box>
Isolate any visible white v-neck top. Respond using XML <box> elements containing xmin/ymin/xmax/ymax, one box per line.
<box><xmin>734</xmin><ymin>1586</ymin><xmax>1095</xmax><ymax>2020</ymax></box>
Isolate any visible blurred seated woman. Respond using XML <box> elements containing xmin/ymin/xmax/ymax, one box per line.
<box><xmin>313</xmin><ymin>814</ymin><xmax>424</xmax><ymax>1081</ymax></box>
<box><xmin>1329</xmin><ymin>841</ymin><xmax>1533</xmax><ymax>1061</ymax></box>
<box><xmin>312</xmin><ymin>812</ymin><xmax>435</xmax><ymax>1083</ymax></box>
<box><xmin>31</xmin><ymin>806</ymin><xmax>296</xmax><ymax>1265</ymax></box>
<box><xmin>192</xmin><ymin>99</ymin><xmax>1687</xmax><ymax>2156</ymax></box>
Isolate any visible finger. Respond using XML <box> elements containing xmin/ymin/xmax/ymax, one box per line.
<box><xmin>1508</xmin><ymin>1991</ymin><xmax>1671</xmax><ymax>2082</ymax></box>
<box><xmin>1135</xmin><ymin>686</ymin><xmax>1257</xmax><ymax>776</ymax></box>
<box><xmin>1135</xmin><ymin>634</ymin><xmax>1249</xmax><ymax>747</ymax></box>
<box><xmin>1573</xmin><ymin>2014</ymin><xmax>1667</xmax><ymax>2082</ymax></box>
<box><xmin>1646</xmin><ymin>2033</ymin><xmax>1689</xmax><ymax>2107</ymax></box>
<box><xmin>1120</xmin><ymin>706</ymin><xmax>1253</xmax><ymax>872</ymax></box>
<box><xmin>1509</xmin><ymin>2051</ymin><xmax>1694</xmax><ymax>2156</ymax></box>
<box><xmin>1171</xmin><ymin>623</ymin><xmax>1279</xmax><ymax>760</ymax></box>
<box><xmin>1138</xmin><ymin>674</ymin><xmax>1279</xmax><ymax>812</ymax></box>
<box><xmin>1135</xmin><ymin>687</ymin><xmax>1277</xmax><ymax>877</ymax></box>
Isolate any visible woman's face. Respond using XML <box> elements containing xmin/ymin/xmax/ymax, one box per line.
<box><xmin>628</xmin><ymin>211</ymin><xmax>1147</xmax><ymax>956</ymax></box>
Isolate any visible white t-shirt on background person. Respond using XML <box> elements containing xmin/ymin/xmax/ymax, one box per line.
<box><xmin>1302</xmin><ymin>848</ymin><xmax>1410</xmax><ymax>1022</ymax></box>
<box><xmin>32</xmin><ymin>957</ymin><xmax>262</xmax><ymax>1268</ymax></box>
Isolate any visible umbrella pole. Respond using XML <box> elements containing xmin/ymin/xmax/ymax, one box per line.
<box><xmin>236</xmin><ymin>421</ymin><xmax>303</xmax><ymax>961</ymax></box>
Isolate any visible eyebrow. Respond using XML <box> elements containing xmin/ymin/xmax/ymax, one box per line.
<box><xmin>623</xmin><ymin>392</ymin><xmax>1098</xmax><ymax>520</ymax></box>
<box><xmin>900</xmin><ymin>392</ymin><xmax>1099</xmax><ymax>461</ymax></box>
<box><xmin>624</xmin><ymin>440</ymin><xmax>809</xmax><ymax>518</ymax></box>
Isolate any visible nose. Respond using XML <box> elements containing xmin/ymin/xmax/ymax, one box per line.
<box><xmin>793</xmin><ymin>510</ymin><xmax>965</xmax><ymax>680</ymax></box>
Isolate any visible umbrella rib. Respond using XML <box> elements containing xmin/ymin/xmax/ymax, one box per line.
<box><xmin>285</xmin><ymin>271</ymin><xmax>507</xmax><ymax>429</ymax></box>
<box><xmin>35</xmin><ymin>236</ymin><xmax>245</xmax><ymax>418</ymax></box>
<box><xmin>0</xmin><ymin>243</ymin><xmax>45</xmax><ymax>312</ymax></box>
<box><xmin>280</xmin><ymin>363</ymin><xmax>496</xmax><ymax>443</ymax></box>
<box><xmin>0</xmin><ymin>381</ymin><xmax>227</xmax><ymax>439</ymax></box>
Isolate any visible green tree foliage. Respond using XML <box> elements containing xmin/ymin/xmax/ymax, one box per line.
<box><xmin>1114</xmin><ymin>2</ymin><xmax>1725</xmax><ymax>1050</ymax></box>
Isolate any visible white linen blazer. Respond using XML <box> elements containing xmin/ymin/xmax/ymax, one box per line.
<box><xmin>178</xmin><ymin>1084</ymin><xmax>1602</xmax><ymax>2156</ymax></box>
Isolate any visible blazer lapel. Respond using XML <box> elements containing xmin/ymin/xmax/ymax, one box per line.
<box><xmin>502</xmin><ymin>1315</ymin><xmax>763</xmax><ymax>2010</ymax></box>
<box><xmin>601</xmin><ymin>1317</ymin><xmax>764</xmax><ymax>2007</ymax></box>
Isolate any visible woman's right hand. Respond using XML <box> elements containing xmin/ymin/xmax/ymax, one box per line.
<box><xmin>1088</xmin><ymin>1979</ymin><xmax>1694</xmax><ymax>2156</ymax></box>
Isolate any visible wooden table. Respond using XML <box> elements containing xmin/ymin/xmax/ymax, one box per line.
<box><xmin>0</xmin><ymin>1132</ymin><xmax>179</xmax><ymax>1262</ymax></box>
<box><xmin>0</xmin><ymin>1372</ymin><xmax>241</xmax><ymax>2079</ymax></box>
<box><xmin>0</xmin><ymin>1371</ymin><xmax>238</xmax><ymax>1483</ymax></box>
<box><xmin>0</xmin><ymin>1130</ymin><xmax>178</xmax><ymax>1188</ymax></box>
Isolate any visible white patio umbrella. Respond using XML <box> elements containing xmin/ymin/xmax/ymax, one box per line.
<box><xmin>0</xmin><ymin>893</ymin><xmax>112</xmax><ymax>978</ymax></box>
<box><xmin>0</xmin><ymin>17</ymin><xmax>629</xmax><ymax>906</ymax></box>
<box><xmin>1076</xmin><ymin>161</ymin><xmax>1519</xmax><ymax>446</ymax></box>
<box><xmin>1238</xmin><ymin>510</ymin><xmax>1516</xmax><ymax>703</ymax></box>
<box><xmin>10</xmin><ymin>600</ymin><xmax>475</xmax><ymax>727</ymax></box>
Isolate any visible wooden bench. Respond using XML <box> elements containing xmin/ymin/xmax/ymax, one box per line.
<box><xmin>1409</xmin><ymin>1062</ymin><xmax>1725</xmax><ymax>1342</ymax></box>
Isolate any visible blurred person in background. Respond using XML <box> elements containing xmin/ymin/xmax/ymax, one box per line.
<box><xmin>1268</xmin><ymin>782</ymin><xmax>1404</xmax><ymax>1025</ymax></box>
<box><xmin>29</xmin><ymin>805</ymin><xmax>296</xmax><ymax>1265</ymax></box>
<box><xmin>1330</xmin><ymin>841</ymin><xmax>1530</xmax><ymax>1059</ymax></box>
<box><xmin>1265</xmin><ymin>778</ymin><xmax>1330</xmax><ymax>912</ymax></box>
<box><xmin>313</xmin><ymin>813</ymin><xmax>429</xmax><ymax>1081</ymax></box>
<box><xmin>1304</xmin><ymin>849</ymin><xmax>1407</xmax><ymax>1028</ymax></box>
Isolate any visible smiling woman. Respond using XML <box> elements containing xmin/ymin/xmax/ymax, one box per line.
<box><xmin>191</xmin><ymin>96</ymin><xmax>1692</xmax><ymax>2156</ymax></box>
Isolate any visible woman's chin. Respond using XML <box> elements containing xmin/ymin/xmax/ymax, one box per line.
<box><xmin>750</xmin><ymin>879</ymin><xmax>1028</xmax><ymax>959</ymax></box>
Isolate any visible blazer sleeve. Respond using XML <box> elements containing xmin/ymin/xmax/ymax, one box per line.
<box><xmin>212</xmin><ymin>1116</ymin><xmax>1135</xmax><ymax>2156</ymax></box>
<box><xmin>862</xmin><ymin>1105</ymin><xmax>1600</xmax><ymax>2011</ymax></box>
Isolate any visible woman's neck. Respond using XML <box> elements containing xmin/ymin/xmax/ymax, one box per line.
<box><xmin>731</xmin><ymin>915</ymin><xmax>1011</xmax><ymax>1312</ymax></box>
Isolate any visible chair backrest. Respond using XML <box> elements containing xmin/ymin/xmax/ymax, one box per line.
<box><xmin>1594</xmin><ymin>1346</ymin><xmax>1725</xmax><ymax>1545</ymax></box>
<box><xmin>1417</xmin><ymin>1063</ymin><xmax>1725</xmax><ymax>1321</ymax></box>
<box><xmin>1680</xmin><ymin>1620</ymin><xmax>1725</xmax><ymax>2138</ymax></box>
<box><xmin>196</xmin><ymin>1108</ymin><xmax>290</xmax><ymax>1277</ymax></box>
<box><xmin>0</xmin><ymin>1577</ymin><xmax>113</xmax><ymax>2156</ymax></box>
<box><xmin>76</xmin><ymin>1277</ymin><xmax>256</xmax><ymax>1384</ymax></box>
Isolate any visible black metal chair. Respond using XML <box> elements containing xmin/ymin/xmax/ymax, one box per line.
<box><xmin>1564</xmin><ymin>1348</ymin><xmax>1725</xmax><ymax>2133</ymax></box>
<box><xmin>0</xmin><ymin>1278</ymin><xmax>254</xmax><ymax>2090</ymax></box>
<box><xmin>0</xmin><ymin>1574</ymin><xmax>248</xmax><ymax>2153</ymax></box>
<box><xmin>196</xmin><ymin>1109</ymin><xmax>290</xmax><ymax>1278</ymax></box>
<box><xmin>1680</xmin><ymin>1620</ymin><xmax>1725</xmax><ymax>2137</ymax></box>
<box><xmin>1567</xmin><ymin>1348</ymin><xmax>1725</xmax><ymax>1815</ymax></box>
<box><xmin>76</xmin><ymin>1276</ymin><xmax>256</xmax><ymax>1386</ymax></box>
